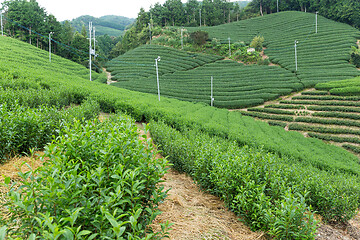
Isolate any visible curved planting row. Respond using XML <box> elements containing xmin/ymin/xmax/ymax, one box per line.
<box><xmin>106</xmin><ymin>44</ymin><xmax>223</xmax><ymax>81</ymax></box>
<box><xmin>111</xmin><ymin>60</ymin><xmax>302</xmax><ymax>108</ymax></box>
<box><xmin>244</xmin><ymin>89</ymin><xmax>360</xmax><ymax>154</ymax></box>
<box><xmin>186</xmin><ymin>11</ymin><xmax>360</xmax><ymax>87</ymax></box>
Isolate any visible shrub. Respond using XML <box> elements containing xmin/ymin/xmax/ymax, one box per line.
<box><xmin>250</xmin><ymin>35</ymin><xmax>265</xmax><ymax>51</ymax></box>
<box><xmin>1</xmin><ymin>116</ymin><xmax>169</xmax><ymax>239</ymax></box>
<box><xmin>189</xmin><ymin>30</ymin><xmax>209</xmax><ymax>46</ymax></box>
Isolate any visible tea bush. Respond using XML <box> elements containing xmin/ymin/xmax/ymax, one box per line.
<box><xmin>1</xmin><ymin>116</ymin><xmax>169</xmax><ymax>239</ymax></box>
<box><xmin>0</xmin><ymin>99</ymin><xmax>100</xmax><ymax>162</ymax></box>
<box><xmin>149</xmin><ymin>121</ymin><xmax>360</xmax><ymax>238</ymax></box>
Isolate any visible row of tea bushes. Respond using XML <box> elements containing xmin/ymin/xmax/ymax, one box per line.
<box><xmin>0</xmin><ymin>99</ymin><xmax>100</xmax><ymax>162</ymax></box>
<box><xmin>149</xmin><ymin>121</ymin><xmax>360</xmax><ymax>239</ymax></box>
<box><xmin>1</xmin><ymin>116</ymin><xmax>170</xmax><ymax>239</ymax></box>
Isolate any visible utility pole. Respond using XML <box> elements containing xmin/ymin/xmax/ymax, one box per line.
<box><xmin>149</xmin><ymin>23</ymin><xmax>152</xmax><ymax>44</ymax></box>
<box><xmin>89</xmin><ymin>22</ymin><xmax>93</xmax><ymax>81</ymax></box>
<box><xmin>1</xmin><ymin>12</ymin><xmax>3</xmax><ymax>36</ymax></box>
<box><xmin>49</xmin><ymin>32</ymin><xmax>53</xmax><ymax>62</ymax></box>
<box><xmin>181</xmin><ymin>28</ymin><xmax>184</xmax><ymax>50</ymax></box>
<box><xmin>315</xmin><ymin>11</ymin><xmax>318</xmax><ymax>34</ymax></box>
<box><xmin>277</xmin><ymin>0</ymin><xmax>279</xmax><ymax>13</ymax></box>
<box><xmin>210</xmin><ymin>76</ymin><xmax>214</xmax><ymax>107</ymax></box>
<box><xmin>294</xmin><ymin>40</ymin><xmax>298</xmax><ymax>71</ymax></box>
<box><xmin>155</xmin><ymin>56</ymin><xmax>161</xmax><ymax>101</ymax></box>
<box><xmin>228</xmin><ymin>37</ymin><xmax>231</xmax><ymax>57</ymax></box>
<box><xmin>199</xmin><ymin>8</ymin><xmax>202</xmax><ymax>27</ymax></box>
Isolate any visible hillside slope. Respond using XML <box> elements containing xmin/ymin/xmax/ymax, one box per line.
<box><xmin>108</xmin><ymin>11</ymin><xmax>360</xmax><ymax>108</ymax></box>
<box><xmin>66</xmin><ymin>15</ymin><xmax>135</xmax><ymax>36</ymax></box>
<box><xmin>1</xmin><ymin>35</ymin><xmax>360</xmax><ymax>237</ymax></box>
<box><xmin>187</xmin><ymin>11</ymin><xmax>360</xmax><ymax>86</ymax></box>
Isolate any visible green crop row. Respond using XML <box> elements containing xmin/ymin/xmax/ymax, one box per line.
<box><xmin>301</xmin><ymin>91</ymin><xmax>329</xmax><ymax>95</ymax></box>
<box><xmin>288</xmin><ymin>123</ymin><xmax>360</xmax><ymax>136</ymax></box>
<box><xmin>1</xmin><ymin>116</ymin><xmax>169</xmax><ymax>239</ymax></box>
<box><xmin>265</xmin><ymin>104</ymin><xmax>306</xmax><ymax>109</ymax></box>
<box><xmin>292</xmin><ymin>95</ymin><xmax>360</xmax><ymax>101</ymax></box>
<box><xmin>0</xmin><ymin>99</ymin><xmax>100</xmax><ymax>162</ymax></box>
<box><xmin>280</xmin><ymin>100</ymin><xmax>360</xmax><ymax>107</ymax></box>
<box><xmin>239</xmin><ymin>111</ymin><xmax>294</xmax><ymax>122</ymax></box>
<box><xmin>309</xmin><ymin>132</ymin><xmax>360</xmax><ymax>144</ymax></box>
<box><xmin>307</xmin><ymin>105</ymin><xmax>360</xmax><ymax>113</ymax></box>
<box><xmin>150</xmin><ymin>121</ymin><xmax>360</xmax><ymax>235</ymax></box>
<box><xmin>267</xmin><ymin>121</ymin><xmax>287</xmax><ymax>128</ymax></box>
<box><xmin>247</xmin><ymin>107</ymin><xmax>296</xmax><ymax>115</ymax></box>
<box><xmin>296</xmin><ymin>116</ymin><xmax>360</xmax><ymax>128</ymax></box>
<box><xmin>312</xmin><ymin>111</ymin><xmax>360</xmax><ymax>120</ymax></box>
<box><xmin>343</xmin><ymin>144</ymin><xmax>360</xmax><ymax>154</ymax></box>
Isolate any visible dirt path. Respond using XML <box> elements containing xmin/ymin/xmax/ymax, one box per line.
<box><xmin>103</xmin><ymin>68</ymin><xmax>117</xmax><ymax>85</ymax></box>
<box><xmin>136</xmin><ymin>123</ymin><xmax>265</xmax><ymax>240</ymax></box>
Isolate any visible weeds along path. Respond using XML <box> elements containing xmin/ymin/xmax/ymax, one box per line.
<box><xmin>136</xmin><ymin>122</ymin><xmax>265</xmax><ymax>240</ymax></box>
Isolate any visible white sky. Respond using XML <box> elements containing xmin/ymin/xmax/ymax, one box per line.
<box><xmin>0</xmin><ymin>0</ymin><xmax>188</xmax><ymax>21</ymax></box>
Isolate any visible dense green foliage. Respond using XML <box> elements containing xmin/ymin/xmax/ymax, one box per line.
<box><xmin>1</xmin><ymin>0</ymin><xmax>119</xmax><ymax>67</ymax></box>
<box><xmin>316</xmin><ymin>76</ymin><xmax>360</xmax><ymax>96</ymax></box>
<box><xmin>108</xmin><ymin>11</ymin><xmax>360</xmax><ymax>109</ymax></box>
<box><xmin>109</xmin><ymin>50</ymin><xmax>301</xmax><ymax>108</ymax></box>
<box><xmin>0</xmin><ymin>100</ymin><xmax>99</xmax><ymax>162</ymax></box>
<box><xmin>106</xmin><ymin>44</ymin><xmax>222</xmax><ymax>81</ymax></box>
<box><xmin>147</xmin><ymin>0</ymin><xmax>246</xmax><ymax>27</ymax></box>
<box><xmin>245</xmin><ymin>0</ymin><xmax>360</xmax><ymax>29</ymax></box>
<box><xmin>1</xmin><ymin>116</ymin><xmax>169</xmax><ymax>239</ymax></box>
<box><xmin>67</xmin><ymin>15</ymin><xmax>135</xmax><ymax>36</ymax></box>
<box><xmin>150</xmin><ymin>121</ymin><xmax>360</xmax><ymax>237</ymax></box>
<box><xmin>1</xmin><ymin>35</ymin><xmax>360</xmax><ymax>235</ymax></box>
<box><xmin>247</xmin><ymin>89</ymin><xmax>360</xmax><ymax>154</ymax></box>
<box><xmin>186</xmin><ymin>11</ymin><xmax>360</xmax><ymax>86</ymax></box>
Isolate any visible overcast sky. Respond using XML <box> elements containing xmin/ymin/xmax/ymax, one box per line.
<box><xmin>0</xmin><ymin>0</ymin><xmax>189</xmax><ymax>21</ymax></box>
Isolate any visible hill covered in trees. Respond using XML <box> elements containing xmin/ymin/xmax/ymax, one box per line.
<box><xmin>67</xmin><ymin>15</ymin><xmax>135</xmax><ymax>37</ymax></box>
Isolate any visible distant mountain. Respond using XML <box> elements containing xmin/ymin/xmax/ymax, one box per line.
<box><xmin>66</xmin><ymin>15</ymin><xmax>135</xmax><ymax>37</ymax></box>
<box><xmin>234</xmin><ymin>0</ymin><xmax>251</xmax><ymax>8</ymax></box>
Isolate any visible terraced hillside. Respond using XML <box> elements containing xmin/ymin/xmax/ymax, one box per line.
<box><xmin>108</xmin><ymin>11</ymin><xmax>360</xmax><ymax>108</ymax></box>
<box><xmin>0</xmin><ymin>35</ymin><xmax>106</xmax><ymax>85</ymax></box>
<box><xmin>107</xmin><ymin>44</ymin><xmax>223</xmax><ymax>80</ymax></box>
<box><xmin>2</xmin><ymin>35</ymin><xmax>360</xmax><ymax>238</ymax></box>
<box><xmin>111</xmin><ymin>59</ymin><xmax>302</xmax><ymax>108</ymax></box>
<box><xmin>240</xmin><ymin>88</ymin><xmax>360</xmax><ymax>155</ymax></box>
<box><xmin>187</xmin><ymin>11</ymin><xmax>360</xmax><ymax>86</ymax></box>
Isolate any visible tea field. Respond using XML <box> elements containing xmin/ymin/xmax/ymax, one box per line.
<box><xmin>187</xmin><ymin>11</ymin><xmax>360</xmax><ymax>86</ymax></box>
<box><xmin>239</xmin><ymin>85</ymin><xmax>360</xmax><ymax>155</ymax></box>
<box><xmin>108</xmin><ymin>11</ymin><xmax>360</xmax><ymax>108</ymax></box>
<box><xmin>1</xmin><ymin>15</ymin><xmax>360</xmax><ymax>239</ymax></box>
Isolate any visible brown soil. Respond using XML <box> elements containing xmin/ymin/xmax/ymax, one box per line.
<box><xmin>0</xmin><ymin>152</ymin><xmax>45</xmax><ymax>220</ymax></box>
<box><xmin>103</xmin><ymin>68</ymin><xmax>117</xmax><ymax>85</ymax></box>
<box><xmin>135</xmin><ymin>123</ymin><xmax>265</xmax><ymax>240</ymax></box>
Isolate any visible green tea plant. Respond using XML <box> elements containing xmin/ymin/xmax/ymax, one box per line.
<box><xmin>149</xmin><ymin>121</ymin><xmax>360</xmax><ymax>237</ymax></box>
<box><xmin>0</xmin><ymin>99</ymin><xmax>100</xmax><ymax>162</ymax></box>
<box><xmin>1</xmin><ymin>116</ymin><xmax>170</xmax><ymax>239</ymax></box>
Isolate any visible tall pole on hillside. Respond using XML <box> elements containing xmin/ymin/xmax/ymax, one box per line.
<box><xmin>93</xmin><ymin>27</ymin><xmax>96</xmax><ymax>60</ymax></box>
<box><xmin>89</xmin><ymin>22</ymin><xmax>93</xmax><ymax>81</ymax></box>
<box><xmin>181</xmin><ymin>27</ymin><xmax>184</xmax><ymax>50</ymax></box>
<box><xmin>228</xmin><ymin>37</ymin><xmax>231</xmax><ymax>57</ymax></box>
<box><xmin>155</xmin><ymin>56</ymin><xmax>161</xmax><ymax>101</ymax></box>
<box><xmin>199</xmin><ymin>8</ymin><xmax>202</xmax><ymax>27</ymax></box>
<box><xmin>294</xmin><ymin>40</ymin><xmax>298</xmax><ymax>71</ymax></box>
<box><xmin>210</xmin><ymin>76</ymin><xmax>214</xmax><ymax>107</ymax></box>
<box><xmin>149</xmin><ymin>23</ymin><xmax>152</xmax><ymax>44</ymax></box>
<box><xmin>1</xmin><ymin>12</ymin><xmax>4</xmax><ymax>36</ymax></box>
<box><xmin>315</xmin><ymin>11</ymin><xmax>318</xmax><ymax>34</ymax></box>
<box><xmin>49</xmin><ymin>32</ymin><xmax>53</xmax><ymax>62</ymax></box>
<box><xmin>277</xmin><ymin>0</ymin><xmax>279</xmax><ymax>13</ymax></box>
